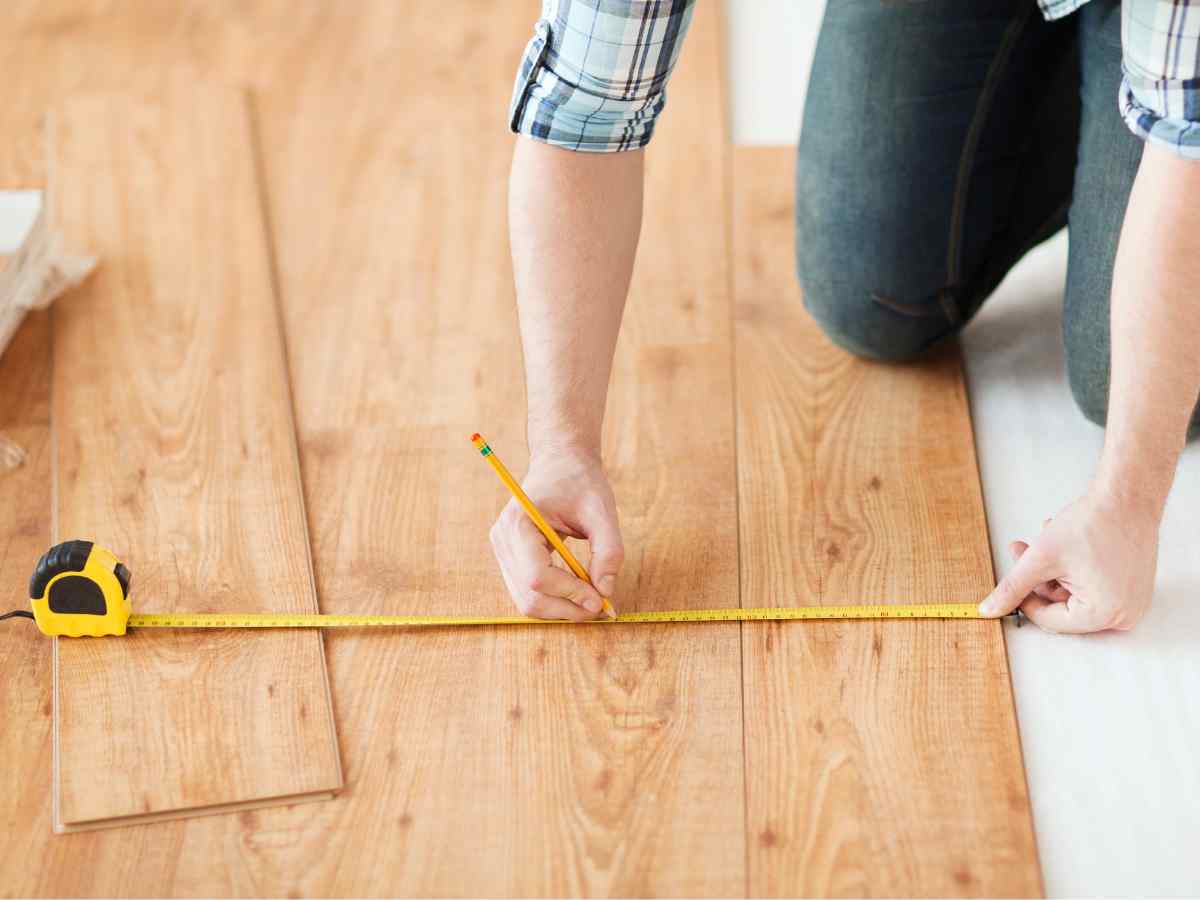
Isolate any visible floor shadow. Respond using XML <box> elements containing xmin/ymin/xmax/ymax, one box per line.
<box><xmin>962</xmin><ymin>285</ymin><xmax>1067</xmax><ymax>387</ymax></box>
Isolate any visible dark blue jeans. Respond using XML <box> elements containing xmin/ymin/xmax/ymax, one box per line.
<box><xmin>796</xmin><ymin>0</ymin><xmax>1195</xmax><ymax>432</ymax></box>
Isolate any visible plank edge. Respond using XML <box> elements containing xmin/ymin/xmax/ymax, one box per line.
<box><xmin>55</xmin><ymin>789</ymin><xmax>339</xmax><ymax>834</ymax></box>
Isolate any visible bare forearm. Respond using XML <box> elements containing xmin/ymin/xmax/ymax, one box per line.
<box><xmin>508</xmin><ymin>138</ymin><xmax>643</xmax><ymax>459</ymax></box>
<box><xmin>1095</xmin><ymin>144</ymin><xmax>1200</xmax><ymax>512</ymax></box>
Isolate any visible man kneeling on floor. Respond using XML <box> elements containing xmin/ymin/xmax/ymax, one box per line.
<box><xmin>489</xmin><ymin>0</ymin><xmax>1200</xmax><ymax>634</ymax></box>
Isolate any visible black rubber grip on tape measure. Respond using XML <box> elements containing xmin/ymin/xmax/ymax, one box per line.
<box><xmin>114</xmin><ymin>562</ymin><xmax>131</xmax><ymax>598</ymax></box>
<box><xmin>29</xmin><ymin>539</ymin><xmax>94</xmax><ymax>600</ymax></box>
<box><xmin>48</xmin><ymin>575</ymin><xmax>108</xmax><ymax>616</ymax></box>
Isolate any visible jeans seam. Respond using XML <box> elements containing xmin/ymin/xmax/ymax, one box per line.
<box><xmin>945</xmin><ymin>6</ymin><xmax>1034</xmax><ymax>308</ymax></box>
<box><xmin>871</xmin><ymin>292</ymin><xmax>943</xmax><ymax>318</ymax></box>
<box><xmin>869</xmin><ymin>192</ymin><xmax>1070</xmax><ymax>324</ymax></box>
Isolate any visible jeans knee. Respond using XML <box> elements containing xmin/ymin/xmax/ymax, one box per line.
<box><xmin>801</xmin><ymin>285</ymin><xmax>921</xmax><ymax>362</ymax></box>
<box><xmin>796</xmin><ymin>260</ymin><xmax>961</xmax><ymax>365</ymax></box>
<box><xmin>795</xmin><ymin>174</ymin><xmax>958</xmax><ymax>363</ymax></box>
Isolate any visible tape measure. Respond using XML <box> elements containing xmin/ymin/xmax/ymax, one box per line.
<box><xmin>6</xmin><ymin>541</ymin><xmax>1001</xmax><ymax>638</ymax></box>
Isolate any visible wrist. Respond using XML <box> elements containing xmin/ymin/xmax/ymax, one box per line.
<box><xmin>1092</xmin><ymin>414</ymin><xmax>1186</xmax><ymax>516</ymax></box>
<box><xmin>1090</xmin><ymin>464</ymin><xmax>1170</xmax><ymax>522</ymax></box>
<box><xmin>525</xmin><ymin>396</ymin><xmax>604</xmax><ymax>459</ymax></box>
<box><xmin>527</xmin><ymin>430</ymin><xmax>603</xmax><ymax>468</ymax></box>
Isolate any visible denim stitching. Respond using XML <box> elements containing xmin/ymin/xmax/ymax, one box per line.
<box><xmin>871</xmin><ymin>292</ymin><xmax>944</xmax><ymax>318</ymax></box>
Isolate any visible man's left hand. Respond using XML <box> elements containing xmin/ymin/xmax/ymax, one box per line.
<box><xmin>978</xmin><ymin>490</ymin><xmax>1160</xmax><ymax>633</ymax></box>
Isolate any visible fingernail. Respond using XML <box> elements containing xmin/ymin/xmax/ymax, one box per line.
<box><xmin>598</xmin><ymin>575</ymin><xmax>616</xmax><ymax>598</ymax></box>
<box><xmin>583</xmin><ymin>595</ymin><xmax>603</xmax><ymax>614</ymax></box>
<box><xmin>979</xmin><ymin>599</ymin><xmax>998</xmax><ymax>616</ymax></box>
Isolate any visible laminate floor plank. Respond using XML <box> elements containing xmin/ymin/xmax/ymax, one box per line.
<box><xmin>0</xmin><ymin>322</ymin><xmax>58</xmax><ymax>856</ymax></box>
<box><xmin>49</xmin><ymin>76</ymin><xmax>341</xmax><ymax>831</ymax></box>
<box><xmin>733</xmin><ymin>147</ymin><xmax>1042</xmax><ymax>897</ymax></box>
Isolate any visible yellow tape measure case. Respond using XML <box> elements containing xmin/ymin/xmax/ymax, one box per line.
<box><xmin>29</xmin><ymin>540</ymin><xmax>132</xmax><ymax>637</ymax></box>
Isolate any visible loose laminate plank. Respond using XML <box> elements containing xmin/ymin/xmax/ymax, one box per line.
<box><xmin>49</xmin><ymin>78</ymin><xmax>341</xmax><ymax>831</ymax></box>
<box><xmin>734</xmin><ymin>148</ymin><xmax>1042</xmax><ymax>897</ymax></box>
<box><xmin>252</xmin><ymin>2</ymin><xmax>744</xmax><ymax>895</ymax></box>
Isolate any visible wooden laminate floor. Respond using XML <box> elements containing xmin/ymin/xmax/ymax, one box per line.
<box><xmin>0</xmin><ymin>3</ymin><xmax>1039</xmax><ymax>895</ymax></box>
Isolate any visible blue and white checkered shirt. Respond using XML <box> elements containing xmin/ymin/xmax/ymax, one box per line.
<box><xmin>509</xmin><ymin>1</ymin><xmax>695</xmax><ymax>151</ymax></box>
<box><xmin>509</xmin><ymin>0</ymin><xmax>1200</xmax><ymax>160</ymax></box>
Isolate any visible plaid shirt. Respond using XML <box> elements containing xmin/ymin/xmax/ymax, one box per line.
<box><xmin>510</xmin><ymin>0</ymin><xmax>1200</xmax><ymax>160</ymax></box>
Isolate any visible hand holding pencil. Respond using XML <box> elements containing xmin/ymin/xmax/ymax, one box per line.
<box><xmin>473</xmin><ymin>434</ymin><xmax>621</xmax><ymax>621</ymax></box>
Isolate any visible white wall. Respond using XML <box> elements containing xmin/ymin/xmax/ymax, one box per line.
<box><xmin>724</xmin><ymin>0</ymin><xmax>826</xmax><ymax>144</ymax></box>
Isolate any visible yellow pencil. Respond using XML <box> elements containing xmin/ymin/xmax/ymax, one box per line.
<box><xmin>471</xmin><ymin>433</ymin><xmax>616</xmax><ymax>619</ymax></box>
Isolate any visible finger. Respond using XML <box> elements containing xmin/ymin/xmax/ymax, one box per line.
<box><xmin>527</xmin><ymin>563</ymin><xmax>605</xmax><ymax>616</ymax></box>
<box><xmin>491</xmin><ymin>513</ymin><xmax>550</xmax><ymax>581</ymax></box>
<box><xmin>506</xmin><ymin>516</ymin><xmax>604</xmax><ymax>615</ymax></box>
<box><xmin>980</xmin><ymin>541</ymin><xmax>1057</xmax><ymax>617</ymax></box>
<box><xmin>1019</xmin><ymin>596</ymin><xmax>1101</xmax><ymax>634</ymax></box>
<box><xmin>1031</xmin><ymin>585</ymin><xmax>1071</xmax><ymax>603</ymax></box>
<box><xmin>491</xmin><ymin>510</ymin><xmax>551</xmax><ymax>602</ymax></box>
<box><xmin>1037</xmin><ymin>581</ymin><xmax>1072</xmax><ymax>603</ymax></box>
<box><xmin>522</xmin><ymin>592</ymin><xmax>596</xmax><ymax>622</ymax></box>
<box><xmin>577</xmin><ymin>499</ymin><xmax>625</xmax><ymax>610</ymax></box>
<box><xmin>496</xmin><ymin>557</ymin><xmax>594</xmax><ymax>621</ymax></box>
<box><xmin>1010</xmin><ymin>542</ymin><xmax>1071</xmax><ymax>602</ymax></box>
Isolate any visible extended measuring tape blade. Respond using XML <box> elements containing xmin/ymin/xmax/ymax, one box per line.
<box><xmin>127</xmin><ymin>603</ymin><xmax>987</xmax><ymax>631</ymax></box>
<box><xmin>19</xmin><ymin>542</ymin><xmax>1000</xmax><ymax>638</ymax></box>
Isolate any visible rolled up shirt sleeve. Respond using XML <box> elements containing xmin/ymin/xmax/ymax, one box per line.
<box><xmin>509</xmin><ymin>0</ymin><xmax>697</xmax><ymax>152</ymax></box>
<box><xmin>1119</xmin><ymin>0</ymin><xmax>1200</xmax><ymax>160</ymax></box>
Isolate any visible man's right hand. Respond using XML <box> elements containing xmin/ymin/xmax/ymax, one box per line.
<box><xmin>488</xmin><ymin>448</ymin><xmax>625</xmax><ymax>620</ymax></box>
<box><xmin>502</xmin><ymin>137</ymin><xmax>642</xmax><ymax>619</ymax></box>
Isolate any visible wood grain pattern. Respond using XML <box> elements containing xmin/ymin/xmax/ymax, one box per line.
<box><xmin>0</xmin><ymin>119</ymin><xmax>69</xmax><ymax>882</ymax></box>
<box><xmin>0</xmin><ymin>294</ymin><xmax>57</xmax><ymax>885</ymax></box>
<box><xmin>49</xmin><ymin>77</ymin><xmax>341</xmax><ymax>830</ymax></box>
<box><xmin>248</xmin><ymin>3</ymin><xmax>744</xmax><ymax>894</ymax></box>
<box><xmin>733</xmin><ymin>147</ymin><xmax>1042</xmax><ymax>897</ymax></box>
<box><xmin>0</xmin><ymin>17</ymin><xmax>373</xmax><ymax>861</ymax></box>
<box><xmin>0</xmin><ymin>5</ymin><xmax>1043</xmax><ymax>896</ymax></box>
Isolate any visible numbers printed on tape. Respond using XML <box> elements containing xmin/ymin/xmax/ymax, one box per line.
<box><xmin>128</xmin><ymin>603</ymin><xmax>986</xmax><ymax>630</ymax></box>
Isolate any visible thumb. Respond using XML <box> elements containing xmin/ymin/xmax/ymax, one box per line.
<box><xmin>980</xmin><ymin>540</ymin><xmax>1055</xmax><ymax>617</ymax></box>
<box><xmin>579</xmin><ymin>501</ymin><xmax>624</xmax><ymax>603</ymax></box>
